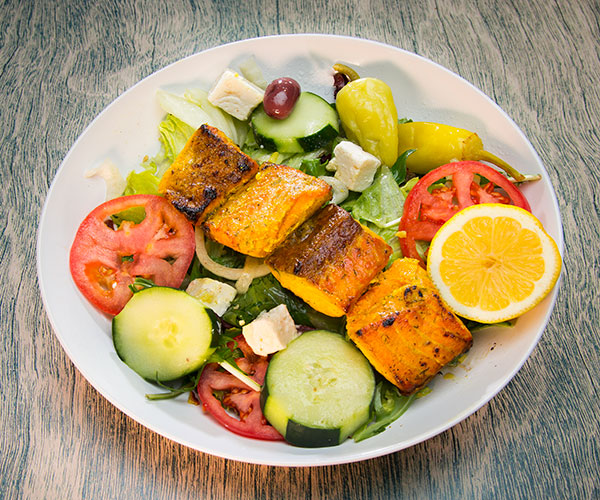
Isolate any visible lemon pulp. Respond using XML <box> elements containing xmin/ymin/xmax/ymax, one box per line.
<box><xmin>427</xmin><ymin>204</ymin><xmax>561</xmax><ymax>323</ymax></box>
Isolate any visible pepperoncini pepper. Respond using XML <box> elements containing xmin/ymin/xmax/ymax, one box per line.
<box><xmin>397</xmin><ymin>121</ymin><xmax>526</xmax><ymax>181</ymax></box>
<box><xmin>335</xmin><ymin>78</ymin><xmax>399</xmax><ymax>167</ymax></box>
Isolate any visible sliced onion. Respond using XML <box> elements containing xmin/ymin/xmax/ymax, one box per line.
<box><xmin>235</xmin><ymin>256</ymin><xmax>271</xmax><ymax>294</ymax></box>
<box><xmin>85</xmin><ymin>159</ymin><xmax>127</xmax><ymax>200</ymax></box>
<box><xmin>194</xmin><ymin>227</ymin><xmax>270</xmax><ymax>289</ymax></box>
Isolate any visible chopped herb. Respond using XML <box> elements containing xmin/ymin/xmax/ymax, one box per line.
<box><xmin>128</xmin><ymin>277</ymin><xmax>157</xmax><ymax>294</ymax></box>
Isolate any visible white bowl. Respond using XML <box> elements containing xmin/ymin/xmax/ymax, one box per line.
<box><xmin>37</xmin><ymin>34</ymin><xmax>563</xmax><ymax>466</ymax></box>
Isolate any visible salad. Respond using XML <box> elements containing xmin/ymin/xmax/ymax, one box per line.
<box><xmin>68</xmin><ymin>57</ymin><xmax>560</xmax><ymax>449</ymax></box>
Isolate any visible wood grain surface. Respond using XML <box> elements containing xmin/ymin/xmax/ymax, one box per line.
<box><xmin>1</xmin><ymin>0</ymin><xmax>599</xmax><ymax>498</ymax></box>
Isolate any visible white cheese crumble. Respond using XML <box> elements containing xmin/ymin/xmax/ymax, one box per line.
<box><xmin>242</xmin><ymin>304</ymin><xmax>299</xmax><ymax>356</ymax></box>
<box><xmin>186</xmin><ymin>278</ymin><xmax>237</xmax><ymax>316</ymax></box>
<box><xmin>328</xmin><ymin>140</ymin><xmax>381</xmax><ymax>192</ymax></box>
<box><xmin>207</xmin><ymin>69</ymin><xmax>264</xmax><ymax>121</ymax></box>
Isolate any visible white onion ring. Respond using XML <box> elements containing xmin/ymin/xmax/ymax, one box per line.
<box><xmin>85</xmin><ymin>159</ymin><xmax>127</xmax><ymax>200</ymax></box>
<box><xmin>194</xmin><ymin>226</ymin><xmax>270</xmax><ymax>289</ymax></box>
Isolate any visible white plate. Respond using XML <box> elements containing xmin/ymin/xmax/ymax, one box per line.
<box><xmin>37</xmin><ymin>34</ymin><xmax>563</xmax><ymax>466</ymax></box>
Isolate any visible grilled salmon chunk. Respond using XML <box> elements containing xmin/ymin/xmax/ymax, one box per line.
<box><xmin>346</xmin><ymin>258</ymin><xmax>472</xmax><ymax>395</ymax></box>
<box><xmin>266</xmin><ymin>204</ymin><xmax>391</xmax><ymax>317</ymax></box>
<box><xmin>158</xmin><ymin>124</ymin><xmax>259</xmax><ymax>223</ymax></box>
<box><xmin>203</xmin><ymin>163</ymin><xmax>332</xmax><ymax>258</ymax></box>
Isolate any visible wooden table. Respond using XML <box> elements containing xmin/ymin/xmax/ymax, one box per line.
<box><xmin>3</xmin><ymin>0</ymin><xmax>598</xmax><ymax>498</ymax></box>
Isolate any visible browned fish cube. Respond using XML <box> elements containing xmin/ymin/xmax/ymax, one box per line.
<box><xmin>158</xmin><ymin>124</ymin><xmax>259</xmax><ymax>223</ymax></box>
<box><xmin>346</xmin><ymin>259</ymin><xmax>473</xmax><ymax>395</ymax></box>
<box><xmin>266</xmin><ymin>204</ymin><xmax>391</xmax><ymax>317</ymax></box>
<box><xmin>203</xmin><ymin>163</ymin><xmax>332</xmax><ymax>258</ymax></box>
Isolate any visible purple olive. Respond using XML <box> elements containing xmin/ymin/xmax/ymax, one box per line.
<box><xmin>333</xmin><ymin>72</ymin><xmax>349</xmax><ymax>98</ymax></box>
<box><xmin>263</xmin><ymin>77</ymin><xmax>301</xmax><ymax>119</ymax></box>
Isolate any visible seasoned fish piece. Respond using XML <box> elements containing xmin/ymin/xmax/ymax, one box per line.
<box><xmin>347</xmin><ymin>258</ymin><xmax>433</xmax><ymax>323</ymax></box>
<box><xmin>266</xmin><ymin>204</ymin><xmax>391</xmax><ymax>317</ymax></box>
<box><xmin>158</xmin><ymin>124</ymin><xmax>259</xmax><ymax>223</ymax></box>
<box><xmin>204</xmin><ymin>163</ymin><xmax>332</xmax><ymax>258</ymax></box>
<box><xmin>347</xmin><ymin>258</ymin><xmax>472</xmax><ymax>395</ymax></box>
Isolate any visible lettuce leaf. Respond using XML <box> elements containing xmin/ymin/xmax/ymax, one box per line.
<box><xmin>347</xmin><ymin>167</ymin><xmax>422</xmax><ymax>263</ymax></box>
<box><xmin>156</xmin><ymin>88</ymin><xmax>248</xmax><ymax>146</ymax></box>
<box><xmin>351</xmin><ymin>166</ymin><xmax>405</xmax><ymax>228</ymax></box>
<box><xmin>158</xmin><ymin>114</ymin><xmax>195</xmax><ymax>166</ymax></box>
<box><xmin>122</xmin><ymin>114</ymin><xmax>194</xmax><ymax>198</ymax></box>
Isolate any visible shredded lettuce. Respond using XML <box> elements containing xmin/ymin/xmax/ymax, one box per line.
<box><xmin>347</xmin><ymin>166</ymin><xmax>406</xmax><ymax>261</ymax></box>
<box><xmin>122</xmin><ymin>154</ymin><xmax>163</xmax><ymax>198</ymax></box>
<box><xmin>399</xmin><ymin>176</ymin><xmax>419</xmax><ymax>198</ymax></box>
<box><xmin>156</xmin><ymin>88</ymin><xmax>247</xmax><ymax>147</ymax></box>
<box><xmin>351</xmin><ymin>166</ymin><xmax>405</xmax><ymax>228</ymax></box>
<box><xmin>158</xmin><ymin>114</ymin><xmax>195</xmax><ymax>166</ymax></box>
<box><xmin>238</xmin><ymin>56</ymin><xmax>268</xmax><ymax>89</ymax></box>
<box><xmin>123</xmin><ymin>170</ymin><xmax>160</xmax><ymax>196</ymax></box>
<box><xmin>184</xmin><ymin>88</ymin><xmax>249</xmax><ymax>146</ymax></box>
<box><xmin>156</xmin><ymin>89</ymin><xmax>212</xmax><ymax>131</ymax></box>
<box><xmin>121</xmin><ymin>114</ymin><xmax>195</xmax><ymax>197</ymax></box>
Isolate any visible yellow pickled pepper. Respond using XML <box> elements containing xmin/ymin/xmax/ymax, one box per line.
<box><xmin>397</xmin><ymin>121</ymin><xmax>526</xmax><ymax>181</ymax></box>
<box><xmin>336</xmin><ymin>78</ymin><xmax>399</xmax><ymax>167</ymax></box>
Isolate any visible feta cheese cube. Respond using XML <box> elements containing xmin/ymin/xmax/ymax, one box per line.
<box><xmin>207</xmin><ymin>69</ymin><xmax>264</xmax><ymax>121</ymax></box>
<box><xmin>329</xmin><ymin>140</ymin><xmax>381</xmax><ymax>192</ymax></box>
<box><xmin>242</xmin><ymin>304</ymin><xmax>299</xmax><ymax>356</ymax></box>
<box><xmin>186</xmin><ymin>278</ymin><xmax>237</xmax><ymax>316</ymax></box>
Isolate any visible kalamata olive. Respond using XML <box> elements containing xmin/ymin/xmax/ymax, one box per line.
<box><xmin>263</xmin><ymin>77</ymin><xmax>301</xmax><ymax>119</ymax></box>
<box><xmin>333</xmin><ymin>72</ymin><xmax>349</xmax><ymax>98</ymax></box>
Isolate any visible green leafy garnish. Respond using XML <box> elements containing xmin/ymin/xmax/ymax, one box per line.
<box><xmin>300</xmin><ymin>157</ymin><xmax>327</xmax><ymax>177</ymax></box>
<box><xmin>128</xmin><ymin>277</ymin><xmax>157</xmax><ymax>294</ymax></box>
<box><xmin>207</xmin><ymin>329</ymin><xmax>243</xmax><ymax>365</ymax></box>
<box><xmin>352</xmin><ymin>380</ymin><xmax>417</xmax><ymax>442</ymax></box>
<box><xmin>145</xmin><ymin>370</ymin><xmax>204</xmax><ymax>401</ymax></box>
<box><xmin>186</xmin><ymin>243</ymin><xmax>246</xmax><ymax>283</ymax></box>
<box><xmin>222</xmin><ymin>274</ymin><xmax>344</xmax><ymax>332</ymax></box>
<box><xmin>462</xmin><ymin>317</ymin><xmax>517</xmax><ymax>331</ymax></box>
<box><xmin>351</xmin><ymin>166</ymin><xmax>405</xmax><ymax>228</ymax></box>
<box><xmin>390</xmin><ymin>149</ymin><xmax>415</xmax><ymax>185</ymax></box>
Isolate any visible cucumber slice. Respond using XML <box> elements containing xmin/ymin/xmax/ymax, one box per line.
<box><xmin>251</xmin><ymin>92</ymin><xmax>339</xmax><ymax>153</ymax></box>
<box><xmin>261</xmin><ymin>330</ymin><xmax>375</xmax><ymax>447</ymax></box>
<box><xmin>112</xmin><ymin>287</ymin><xmax>215</xmax><ymax>382</ymax></box>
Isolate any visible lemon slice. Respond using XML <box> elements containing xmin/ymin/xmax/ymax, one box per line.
<box><xmin>427</xmin><ymin>203</ymin><xmax>561</xmax><ymax>323</ymax></box>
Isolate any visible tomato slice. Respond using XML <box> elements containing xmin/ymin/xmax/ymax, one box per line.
<box><xmin>70</xmin><ymin>194</ymin><xmax>196</xmax><ymax>315</ymax></box>
<box><xmin>398</xmin><ymin>161</ymin><xmax>531</xmax><ymax>266</ymax></box>
<box><xmin>197</xmin><ymin>336</ymin><xmax>283</xmax><ymax>441</ymax></box>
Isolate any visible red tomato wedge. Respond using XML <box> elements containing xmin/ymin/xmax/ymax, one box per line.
<box><xmin>197</xmin><ymin>336</ymin><xmax>283</xmax><ymax>441</ymax></box>
<box><xmin>399</xmin><ymin>161</ymin><xmax>531</xmax><ymax>266</ymax></box>
<box><xmin>69</xmin><ymin>194</ymin><xmax>196</xmax><ymax>315</ymax></box>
